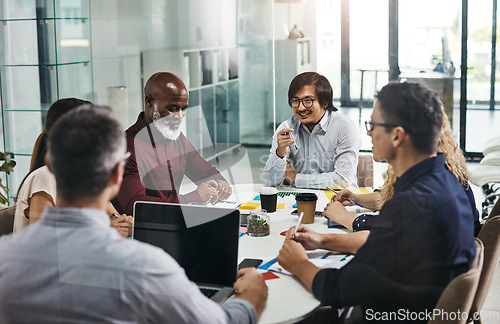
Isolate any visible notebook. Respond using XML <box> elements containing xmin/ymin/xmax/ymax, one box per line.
<box><xmin>133</xmin><ymin>202</ymin><xmax>240</xmax><ymax>304</ymax></box>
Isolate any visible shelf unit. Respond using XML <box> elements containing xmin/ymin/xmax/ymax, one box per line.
<box><xmin>141</xmin><ymin>46</ymin><xmax>240</xmax><ymax>161</ymax></box>
<box><xmin>0</xmin><ymin>1</ymin><xmax>93</xmax><ymax>201</ymax></box>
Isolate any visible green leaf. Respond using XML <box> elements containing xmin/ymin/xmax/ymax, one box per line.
<box><xmin>0</xmin><ymin>153</ymin><xmax>15</xmax><ymax>204</ymax></box>
<box><xmin>0</xmin><ymin>161</ymin><xmax>16</xmax><ymax>174</ymax></box>
<box><xmin>0</xmin><ymin>194</ymin><xmax>8</xmax><ymax>205</ymax></box>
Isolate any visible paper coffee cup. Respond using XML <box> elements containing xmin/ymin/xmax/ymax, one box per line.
<box><xmin>295</xmin><ymin>193</ymin><xmax>318</xmax><ymax>224</ymax></box>
<box><xmin>259</xmin><ymin>187</ymin><xmax>278</xmax><ymax>213</ymax></box>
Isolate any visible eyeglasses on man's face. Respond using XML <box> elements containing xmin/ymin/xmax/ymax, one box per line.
<box><xmin>150</xmin><ymin>96</ymin><xmax>188</xmax><ymax>115</ymax></box>
<box><xmin>291</xmin><ymin>97</ymin><xmax>315</xmax><ymax>108</ymax></box>
<box><xmin>364</xmin><ymin>120</ymin><xmax>401</xmax><ymax>132</ymax></box>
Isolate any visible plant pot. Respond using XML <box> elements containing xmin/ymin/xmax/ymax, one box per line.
<box><xmin>247</xmin><ymin>210</ymin><xmax>270</xmax><ymax>237</ymax></box>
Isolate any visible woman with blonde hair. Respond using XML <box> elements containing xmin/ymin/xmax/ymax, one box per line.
<box><xmin>324</xmin><ymin>115</ymin><xmax>480</xmax><ymax>237</ymax></box>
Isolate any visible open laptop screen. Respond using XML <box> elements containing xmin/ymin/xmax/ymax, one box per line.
<box><xmin>133</xmin><ymin>202</ymin><xmax>240</xmax><ymax>287</ymax></box>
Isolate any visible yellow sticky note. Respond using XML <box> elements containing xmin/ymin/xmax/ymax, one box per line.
<box><xmin>353</xmin><ymin>187</ymin><xmax>372</xmax><ymax>194</ymax></box>
<box><xmin>276</xmin><ymin>204</ymin><xmax>286</xmax><ymax>209</ymax></box>
<box><xmin>239</xmin><ymin>202</ymin><xmax>261</xmax><ymax>210</ymax></box>
<box><xmin>323</xmin><ymin>188</ymin><xmax>341</xmax><ymax>201</ymax></box>
<box><xmin>324</xmin><ymin>187</ymin><xmax>372</xmax><ymax>200</ymax></box>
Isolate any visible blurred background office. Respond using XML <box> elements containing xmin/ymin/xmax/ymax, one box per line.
<box><xmin>1</xmin><ymin>0</ymin><xmax>499</xmax><ymax>196</ymax></box>
<box><xmin>1</xmin><ymin>1</ymin><xmax>500</xmax><ymax>322</ymax></box>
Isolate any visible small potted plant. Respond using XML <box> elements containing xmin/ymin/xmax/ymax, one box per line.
<box><xmin>247</xmin><ymin>210</ymin><xmax>270</xmax><ymax>237</ymax></box>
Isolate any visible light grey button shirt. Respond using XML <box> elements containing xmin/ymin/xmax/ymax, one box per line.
<box><xmin>263</xmin><ymin>110</ymin><xmax>361</xmax><ymax>189</ymax></box>
<box><xmin>0</xmin><ymin>207</ymin><xmax>255</xmax><ymax>324</ymax></box>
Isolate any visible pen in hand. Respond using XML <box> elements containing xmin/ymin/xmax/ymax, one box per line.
<box><xmin>293</xmin><ymin>212</ymin><xmax>304</xmax><ymax>238</ymax></box>
<box><xmin>326</xmin><ymin>187</ymin><xmax>365</xmax><ymax>208</ymax></box>
<box><xmin>283</xmin><ymin>121</ymin><xmax>298</xmax><ymax>151</ymax></box>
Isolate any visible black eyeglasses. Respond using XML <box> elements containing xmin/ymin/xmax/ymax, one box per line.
<box><xmin>149</xmin><ymin>96</ymin><xmax>188</xmax><ymax>114</ymax></box>
<box><xmin>291</xmin><ymin>97</ymin><xmax>315</xmax><ymax>108</ymax></box>
<box><xmin>365</xmin><ymin>120</ymin><xmax>401</xmax><ymax>132</ymax></box>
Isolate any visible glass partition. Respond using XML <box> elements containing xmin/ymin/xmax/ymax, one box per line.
<box><xmin>1</xmin><ymin>0</ymin><xmax>499</xmax><ymax>201</ymax></box>
<box><xmin>0</xmin><ymin>0</ymin><xmax>93</xmax><ymax>201</ymax></box>
<box><xmin>466</xmin><ymin>0</ymin><xmax>498</xmax><ymax>153</ymax></box>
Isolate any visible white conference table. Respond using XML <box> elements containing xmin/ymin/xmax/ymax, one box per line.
<box><xmin>227</xmin><ymin>184</ymin><xmax>355</xmax><ymax>324</ymax></box>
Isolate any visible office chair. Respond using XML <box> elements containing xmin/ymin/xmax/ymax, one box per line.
<box><xmin>468</xmin><ymin>215</ymin><xmax>500</xmax><ymax>324</ymax></box>
<box><xmin>488</xmin><ymin>198</ymin><xmax>500</xmax><ymax>222</ymax></box>
<box><xmin>0</xmin><ymin>206</ymin><xmax>15</xmax><ymax>237</ymax></box>
<box><xmin>469</xmin><ymin>136</ymin><xmax>500</xmax><ymax>221</ymax></box>
<box><xmin>428</xmin><ymin>238</ymin><xmax>484</xmax><ymax>324</ymax></box>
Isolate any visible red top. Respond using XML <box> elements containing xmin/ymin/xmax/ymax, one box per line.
<box><xmin>115</xmin><ymin>113</ymin><xmax>225</xmax><ymax>215</ymax></box>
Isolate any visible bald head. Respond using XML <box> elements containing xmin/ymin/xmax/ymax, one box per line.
<box><xmin>143</xmin><ymin>72</ymin><xmax>189</xmax><ymax>125</ymax></box>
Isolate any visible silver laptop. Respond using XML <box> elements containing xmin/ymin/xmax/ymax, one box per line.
<box><xmin>133</xmin><ymin>202</ymin><xmax>240</xmax><ymax>303</ymax></box>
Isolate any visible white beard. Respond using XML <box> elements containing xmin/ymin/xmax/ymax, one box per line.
<box><xmin>152</xmin><ymin>106</ymin><xmax>182</xmax><ymax>140</ymax></box>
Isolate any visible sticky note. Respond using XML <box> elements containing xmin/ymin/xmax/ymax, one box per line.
<box><xmin>324</xmin><ymin>190</ymin><xmax>335</xmax><ymax>201</ymax></box>
<box><xmin>324</xmin><ymin>187</ymin><xmax>372</xmax><ymax>201</ymax></box>
<box><xmin>276</xmin><ymin>204</ymin><xmax>285</xmax><ymax>209</ymax></box>
<box><xmin>239</xmin><ymin>202</ymin><xmax>261</xmax><ymax>210</ymax></box>
<box><xmin>262</xmin><ymin>271</ymin><xmax>279</xmax><ymax>281</ymax></box>
<box><xmin>355</xmin><ymin>187</ymin><xmax>372</xmax><ymax>194</ymax></box>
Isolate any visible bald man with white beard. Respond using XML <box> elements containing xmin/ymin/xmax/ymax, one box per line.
<box><xmin>115</xmin><ymin>72</ymin><xmax>232</xmax><ymax>215</ymax></box>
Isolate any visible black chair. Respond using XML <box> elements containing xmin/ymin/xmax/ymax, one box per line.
<box><xmin>0</xmin><ymin>206</ymin><xmax>15</xmax><ymax>237</ymax></box>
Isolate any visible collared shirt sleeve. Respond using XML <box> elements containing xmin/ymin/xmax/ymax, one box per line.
<box><xmin>143</xmin><ymin>248</ymin><xmax>256</xmax><ymax>324</ymax></box>
<box><xmin>311</xmin><ymin>268</ymin><xmax>344</xmax><ymax>307</ymax></box>
<box><xmin>221</xmin><ymin>300</ymin><xmax>257</xmax><ymax>324</ymax></box>
<box><xmin>295</xmin><ymin>116</ymin><xmax>360</xmax><ymax>189</ymax></box>
<box><xmin>262</xmin><ymin>122</ymin><xmax>289</xmax><ymax>186</ymax></box>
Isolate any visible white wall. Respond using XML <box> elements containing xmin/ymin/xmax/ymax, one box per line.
<box><xmin>90</xmin><ymin>0</ymin><xmax>239</xmax><ymax>130</ymax></box>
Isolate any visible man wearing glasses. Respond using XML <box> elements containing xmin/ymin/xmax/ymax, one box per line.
<box><xmin>115</xmin><ymin>72</ymin><xmax>232</xmax><ymax>215</ymax></box>
<box><xmin>277</xmin><ymin>82</ymin><xmax>476</xmax><ymax>321</ymax></box>
<box><xmin>263</xmin><ymin>72</ymin><xmax>361</xmax><ymax>189</ymax></box>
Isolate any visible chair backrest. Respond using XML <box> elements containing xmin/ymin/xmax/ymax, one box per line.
<box><xmin>488</xmin><ymin>198</ymin><xmax>500</xmax><ymax>221</ymax></box>
<box><xmin>0</xmin><ymin>206</ymin><xmax>16</xmax><ymax>237</ymax></box>
<box><xmin>357</xmin><ymin>154</ymin><xmax>373</xmax><ymax>188</ymax></box>
<box><xmin>429</xmin><ymin>238</ymin><xmax>484</xmax><ymax>324</ymax></box>
<box><xmin>469</xmin><ymin>215</ymin><xmax>500</xmax><ymax>323</ymax></box>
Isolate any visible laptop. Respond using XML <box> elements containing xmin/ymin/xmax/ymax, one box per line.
<box><xmin>133</xmin><ymin>201</ymin><xmax>240</xmax><ymax>303</ymax></box>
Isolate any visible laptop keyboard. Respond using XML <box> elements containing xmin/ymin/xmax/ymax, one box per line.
<box><xmin>200</xmin><ymin>287</ymin><xmax>220</xmax><ymax>298</ymax></box>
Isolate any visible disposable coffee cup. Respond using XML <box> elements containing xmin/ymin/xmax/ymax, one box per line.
<box><xmin>295</xmin><ymin>193</ymin><xmax>318</xmax><ymax>224</ymax></box>
<box><xmin>260</xmin><ymin>187</ymin><xmax>278</xmax><ymax>213</ymax></box>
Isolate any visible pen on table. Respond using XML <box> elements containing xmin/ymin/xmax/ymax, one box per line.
<box><xmin>293</xmin><ymin>212</ymin><xmax>304</xmax><ymax>237</ymax></box>
<box><xmin>340</xmin><ymin>254</ymin><xmax>351</xmax><ymax>262</ymax></box>
<box><xmin>326</xmin><ymin>187</ymin><xmax>365</xmax><ymax>208</ymax></box>
<box><xmin>321</xmin><ymin>251</ymin><xmax>333</xmax><ymax>259</ymax></box>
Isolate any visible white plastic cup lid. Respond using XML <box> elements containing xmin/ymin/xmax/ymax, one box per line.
<box><xmin>259</xmin><ymin>187</ymin><xmax>278</xmax><ymax>195</ymax></box>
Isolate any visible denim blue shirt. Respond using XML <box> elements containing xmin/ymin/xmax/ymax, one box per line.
<box><xmin>0</xmin><ymin>207</ymin><xmax>255</xmax><ymax>324</ymax></box>
<box><xmin>312</xmin><ymin>154</ymin><xmax>476</xmax><ymax>316</ymax></box>
<box><xmin>263</xmin><ymin>110</ymin><xmax>361</xmax><ymax>189</ymax></box>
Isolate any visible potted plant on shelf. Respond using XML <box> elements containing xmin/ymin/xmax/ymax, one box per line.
<box><xmin>0</xmin><ymin>152</ymin><xmax>16</xmax><ymax>205</ymax></box>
